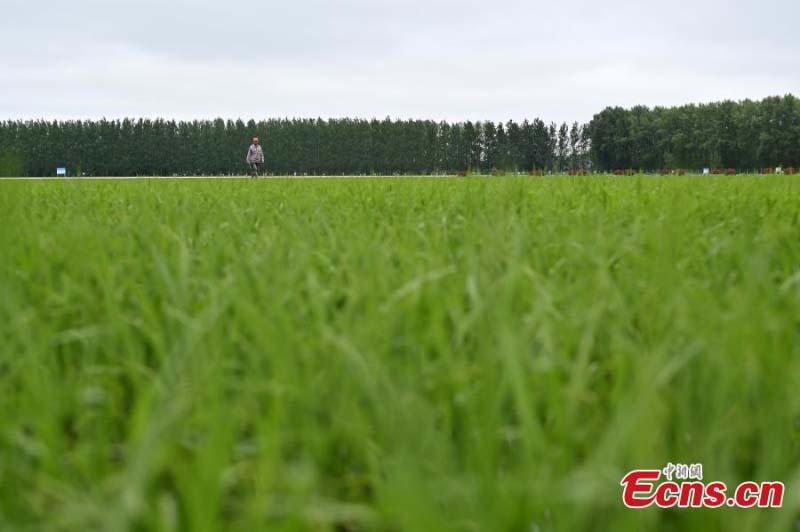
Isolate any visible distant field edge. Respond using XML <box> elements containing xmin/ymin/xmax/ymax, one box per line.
<box><xmin>1</xmin><ymin>173</ymin><xmax>796</xmax><ymax>181</ymax></box>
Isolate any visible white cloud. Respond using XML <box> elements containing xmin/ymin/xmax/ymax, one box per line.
<box><xmin>1</xmin><ymin>0</ymin><xmax>798</xmax><ymax>123</ymax></box>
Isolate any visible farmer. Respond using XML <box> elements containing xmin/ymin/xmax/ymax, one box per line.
<box><xmin>246</xmin><ymin>136</ymin><xmax>265</xmax><ymax>178</ymax></box>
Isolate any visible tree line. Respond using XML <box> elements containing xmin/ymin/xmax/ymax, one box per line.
<box><xmin>588</xmin><ymin>95</ymin><xmax>800</xmax><ymax>171</ymax></box>
<box><xmin>0</xmin><ymin>117</ymin><xmax>588</xmax><ymax>177</ymax></box>
<box><xmin>0</xmin><ymin>95</ymin><xmax>797</xmax><ymax>176</ymax></box>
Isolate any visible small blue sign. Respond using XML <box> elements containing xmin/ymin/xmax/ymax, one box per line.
<box><xmin>56</xmin><ymin>167</ymin><xmax>67</xmax><ymax>177</ymax></box>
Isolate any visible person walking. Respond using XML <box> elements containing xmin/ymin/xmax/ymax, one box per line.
<box><xmin>246</xmin><ymin>136</ymin><xmax>265</xmax><ymax>178</ymax></box>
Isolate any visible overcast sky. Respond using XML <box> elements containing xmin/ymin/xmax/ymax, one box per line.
<box><xmin>1</xmin><ymin>0</ymin><xmax>797</xmax><ymax>124</ymax></box>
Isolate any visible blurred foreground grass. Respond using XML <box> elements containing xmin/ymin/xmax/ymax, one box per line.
<box><xmin>1</xmin><ymin>176</ymin><xmax>799</xmax><ymax>531</ymax></box>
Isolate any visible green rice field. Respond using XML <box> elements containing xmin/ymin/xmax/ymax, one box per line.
<box><xmin>1</xmin><ymin>176</ymin><xmax>799</xmax><ymax>531</ymax></box>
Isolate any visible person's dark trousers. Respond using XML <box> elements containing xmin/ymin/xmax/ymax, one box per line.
<box><xmin>249</xmin><ymin>162</ymin><xmax>261</xmax><ymax>178</ymax></box>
